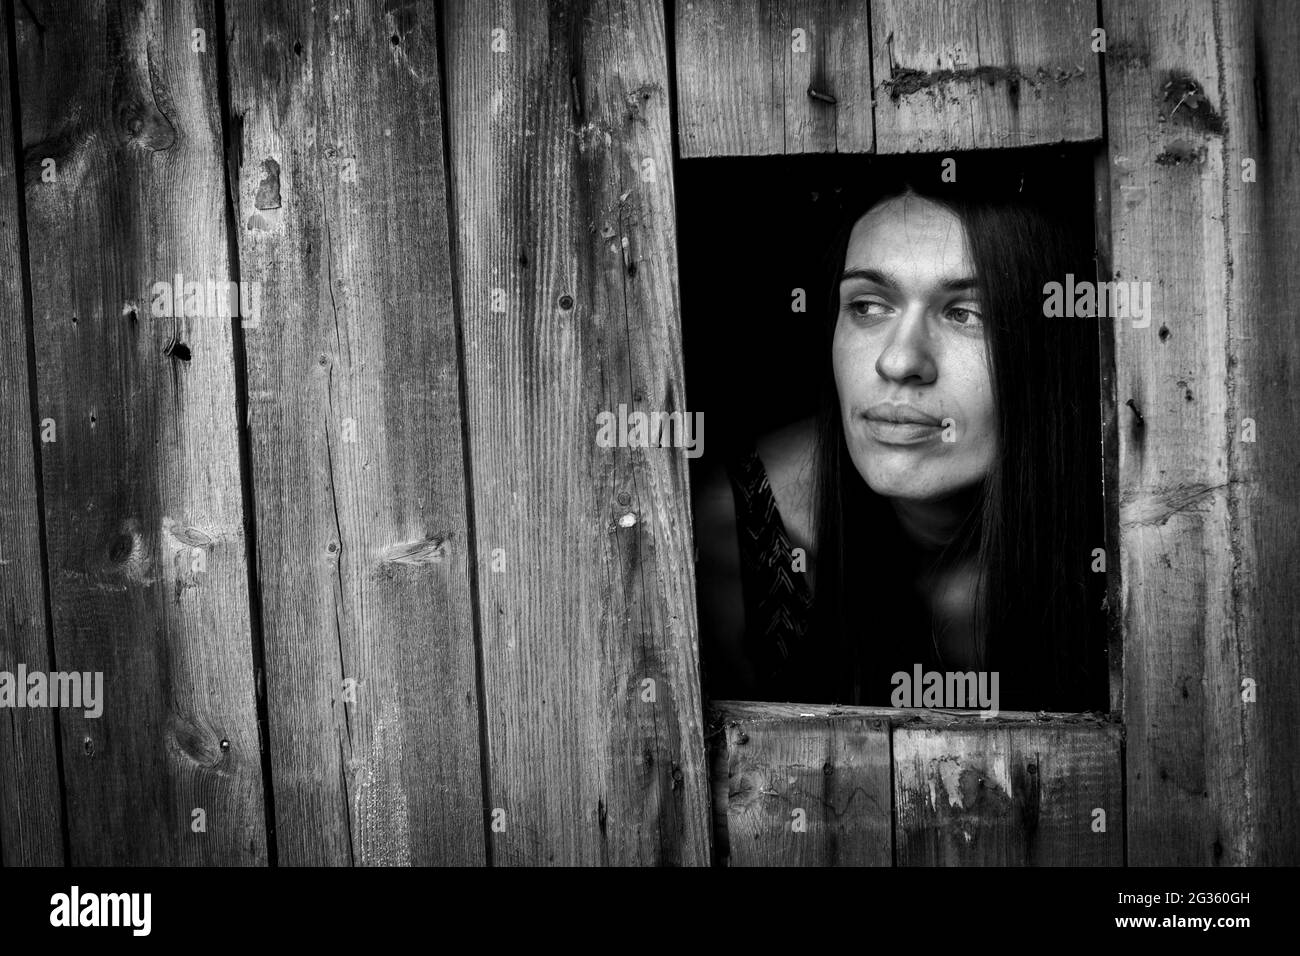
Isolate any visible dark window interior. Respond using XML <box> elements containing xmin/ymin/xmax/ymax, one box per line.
<box><xmin>676</xmin><ymin>145</ymin><xmax>1108</xmax><ymax>711</ymax></box>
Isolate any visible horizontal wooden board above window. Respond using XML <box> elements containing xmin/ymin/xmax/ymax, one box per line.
<box><xmin>674</xmin><ymin>0</ymin><xmax>1103</xmax><ymax>157</ymax></box>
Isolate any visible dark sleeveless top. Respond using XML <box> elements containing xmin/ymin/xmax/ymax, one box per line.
<box><xmin>722</xmin><ymin>443</ymin><xmax>953</xmax><ymax>704</ymax></box>
<box><xmin>724</xmin><ymin>446</ymin><xmax>816</xmax><ymax>689</ymax></box>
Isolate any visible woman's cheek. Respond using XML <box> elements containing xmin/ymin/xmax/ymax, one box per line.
<box><xmin>952</xmin><ymin>358</ymin><xmax>997</xmax><ymax>474</ymax></box>
<box><xmin>831</xmin><ymin>320</ymin><xmax>873</xmax><ymax>397</ymax></box>
<box><xmin>830</xmin><ymin>318</ymin><xmax>849</xmax><ymax>384</ymax></box>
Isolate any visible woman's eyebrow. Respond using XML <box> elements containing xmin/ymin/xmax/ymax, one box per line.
<box><xmin>839</xmin><ymin>267</ymin><xmax>899</xmax><ymax>288</ymax></box>
<box><xmin>839</xmin><ymin>267</ymin><xmax>980</xmax><ymax>293</ymax></box>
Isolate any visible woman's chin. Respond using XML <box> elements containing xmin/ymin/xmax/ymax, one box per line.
<box><xmin>859</xmin><ymin>465</ymin><xmax>973</xmax><ymax>503</ymax></box>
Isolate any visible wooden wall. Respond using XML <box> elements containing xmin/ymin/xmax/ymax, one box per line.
<box><xmin>0</xmin><ymin>0</ymin><xmax>1295</xmax><ymax>866</ymax></box>
<box><xmin>13</xmin><ymin>0</ymin><xmax>268</xmax><ymax>866</ymax></box>
<box><xmin>675</xmin><ymin>0</ymin><xmax>1298</xmax><ymax>867</ymax></box>
<box><xmin>0</xmin><ymin>1</ymin><xmax>63</xmax><ymax>867</ymax></box>
<box><xmin>1101</xmin><ymin>0</ymin><xmax>1300</xmax><ymax>866</ymax></box>
<box><xmin>442</xmin><ymin>0</ymin><xmax>710</xmax><ymax>866</ymax></box>
<box><xmin>223</xmin><ymin>0</ymin><xmax>486</xmax><ymax>868</ymax></box>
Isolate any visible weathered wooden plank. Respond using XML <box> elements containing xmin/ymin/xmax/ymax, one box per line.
<box><xmin>444</xmin><ymin>0</ymin><xmax>712</xmax><ymax>865</ymax></box>
<box><xmin>871</xmin><ymin>0</ymin><xmax>1102</xmax><ymax>153</ymax></box>
<box><xmin>714</xmin><ymin>698</ymin><xmax>1111</xmax><ymax>726</ymax></box>
<box><xmin>1104</xmin><ymin>0</ymin><xmax>1300</xmax><ymax>865</ymax></box>
<box><xmin>893</xmin><ymin>721</ymin><xmax>1123</xmax><ymax>865</ymax></box>
<box><xmin>676</xmin><ymin>0</ymin><xmax>780</xmax><ymax>156</ymax></box>
<box><xmin>707</xmin><ymin>716</ymin><xmax>731</xmax><ymax>864</ymax></box>
<box><xmin>722</xmin><ymin>711</ymin><xmax>891</xmax><ymax>866</ymax></box>
<box><xmin>0</xmin><ymin>0</ymin><xmax>64</xmax><ymax>867</ymax></box>
<box><xmin>1237</xmin><ymin>0</ymin><xmax>1300</xmax><ymax>867</ymax></box>
<box><xmin>225</xmin><ymin>0</ymin><xmax>486</xmax><ymax>865</ymax></box>
<box><xmin>14</xmin><ymin>0</ymin><xmax>266</xmax><ymax>863</ymax></box>
<box><xmin>674</xmin><ymin>0</ymin><xmax>873</xmax><ymax>156</ymax></box>
<box><xmin>711</xmin><ymin>702</ymin><xmax>1115</xmax><ymax>866</ymax></box>
<box><xmin>1093</xmin><ymin>148</ymin><xmax>1124</xmax><ymax>718</ymax></box>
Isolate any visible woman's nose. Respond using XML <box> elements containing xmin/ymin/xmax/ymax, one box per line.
<box><xmin>874</xmin><ymin>308</ymin><xmax>938</xmax><ymax>384</ymax></box>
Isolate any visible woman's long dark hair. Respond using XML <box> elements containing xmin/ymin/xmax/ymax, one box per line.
<box><xmin>786</xmin><ymin>155</ymin><xmax>1107</xmax><ymax>713</ymax></box>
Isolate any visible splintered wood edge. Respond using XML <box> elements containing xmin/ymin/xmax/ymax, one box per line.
<box><xmin>708</xmin><ymin>699</ymin><xmax>1120</xmax><ymax>730</ymax></box>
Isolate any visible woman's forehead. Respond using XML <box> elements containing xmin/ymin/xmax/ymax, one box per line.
<box><xmin>845</xmin><ymin>195</ymin><xmax>973</xmax><ymax>282</ymax></box>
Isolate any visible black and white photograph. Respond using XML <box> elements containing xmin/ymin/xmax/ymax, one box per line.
<box><xmin>0</xmin><ymin>0</ymin><xmax>1294</xmax><ymax>935</ymax></box>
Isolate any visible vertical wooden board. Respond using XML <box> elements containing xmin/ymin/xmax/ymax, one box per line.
<box><xmin>225</xmin><ymin>0</ymin><xmax>486</xmax><ymax>865</ymax></box>
<box><xmin>893</xmin><ymin>721</ymin><xmax>1123</xmax><ymax>865</ymax></box>
<box><xmin>708</xmin><ymin>718</ymin><xmax>731</xmax><ymax>864</ymax></box>
<box><xmin>674</xmin><ymin>0</ymin><xmax>873</xmax><ymax>156</ymax></box>
<box><xmin>725</xmin><ymin>716</ymin><xmax>891</xmax><ymax>866</ymax></box>
<box><xmin>675</xmin><ymin>0</ymin><xmax>781</xmax><ymax>156</ymax></box>
<box><xmin>1102</xmin><ymin>0</ymin><xmax>1298</xmax><ymax>865</ymax></box>
<box><xmin>444</xmin><ymin>0</ymin><xmax>712</xmax><ymax>865</ymax></box>
<box><xmin>1234</xmin><ymin>0</ymin><xmax>1300</xmax><ymax>866</ymax></box>
<box><xmin>0</xmin><ymin>0</ymin><xmax>64</xmax><ymax>866</ymax></box>
<box><xmin>1092</xmin><ymin>149</ymin><xmax>1124</xmax><ymax>718</ymax></box>
<box><xmin>871</xmin><ymin>0</ymin><xmax>1102</xmax><ymax>153</ymax></box>
<box><xmin>14</xmin><ymin>0</ymin><xmax>266</xmax><ymax>863</ymax></box>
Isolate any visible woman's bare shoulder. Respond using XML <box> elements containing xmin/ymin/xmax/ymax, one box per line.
<box><xmin>754</xmin><ymin>415</ymin><xmax>818</xmax><ymax>551</ymax></box>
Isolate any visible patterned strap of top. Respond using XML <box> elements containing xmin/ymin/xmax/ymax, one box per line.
<box><xmin>725</xmin><ymin>446</ymin><xmax>815</xmax><ymax>683</ymax></box>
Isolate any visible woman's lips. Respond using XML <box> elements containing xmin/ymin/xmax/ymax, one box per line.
<box><xmin>860</xmin><ymin>404</ymin><xmax>945</xmax><ymax>445</ymax></box>
<box><xmin>862</xmin><ymin>418</ymin><xmax>942</xmax><ymax>445</ymax></box>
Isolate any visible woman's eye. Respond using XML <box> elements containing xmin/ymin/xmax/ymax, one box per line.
<box><xmin>846</xmin><ymin>298</ymin><xmax>891</xmax><ymax>318</ymax></box>
<box><xmin>946</xmin><ymin>306</ymin><xmax>983</xmax><ymax>327</ymax></box>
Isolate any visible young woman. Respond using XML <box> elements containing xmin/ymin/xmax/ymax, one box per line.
<box><xmin>695</xmin><ymin>167</ymin><xmax>1107</xmax><ymax>713</ymax></box>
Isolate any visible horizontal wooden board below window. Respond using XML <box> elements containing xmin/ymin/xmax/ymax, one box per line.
<box><xmin>710</xmin><ymin>701</ymin><xmax>1122</xmax><ymax>866</ymax></box>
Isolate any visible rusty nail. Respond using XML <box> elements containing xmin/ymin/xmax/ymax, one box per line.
<box><xmin>1125</xmin><ymin>398</ymin><xmax>1145</xmax><ymax>427</ymax></box>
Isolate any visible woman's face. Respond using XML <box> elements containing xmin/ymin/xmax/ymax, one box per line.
<box><xmin>832</xmin><ymin>193</ymin><xmax>996</xmax><ymax>503</ymax></box>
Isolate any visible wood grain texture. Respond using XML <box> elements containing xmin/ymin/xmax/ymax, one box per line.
<box><xmin>0</xmin><ymin>0</ymin><xmax>64</xmax><ymax>866</ymax></box>
<box><xmin>225</xmin><ymin>0</ymin><xmax>486</xmax><ymax>865</ymax></box>
<box><xmin>1236</xmin><ymin>0</ymin><xmax>1300</xmax><ymax>867</ymax></box>
<box><xmin>14</xmin><ymin>0</ymin><xmax>266</xmax><ymax>864</ymax></box>
<box><xmin>871</xmin><ymin>0</ymin><xmax>1102</xmax><ymax>153</ymax></box>
<box><xmin>713</xmin><ymin>698</ymin><xmax>1110</xmax><ymax>726</ymax></box>
<box><xmin>674</xmin><ymin>0</ymin><xmax>873</xmax><ymax>156</ymax></box>
<box><xmin>1104</xmin><ymin>0</ymin><xmax>1300</xmax><ymax>866</ymax></box>
<box><xmin>1093</xmin><ymin>148</ymin><xmax>1124</xmax><ymax>718</ymax></box>
<box><xmin>710</xmin><ymin>703</ymin><xmax>1116</xmax><ymax>865</ymax></box>
<box><xmin>723</xmin><ymin>712</ymin><xmax>891</xmax><ymax>866</ymax></box>
<box><xmin>893</xmin><ymin>721</ymin><xmax>1123</xmax><ymax>865</ymax></box>
<box><xmin>707</xmin><ymin>716</ymin><xmax>730</xmax><ymax>864</ymax></box>
<box><xmin>444</xmin><ymin>0</ymin><xmax>712</xmax><ymax>865</ymax></box>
